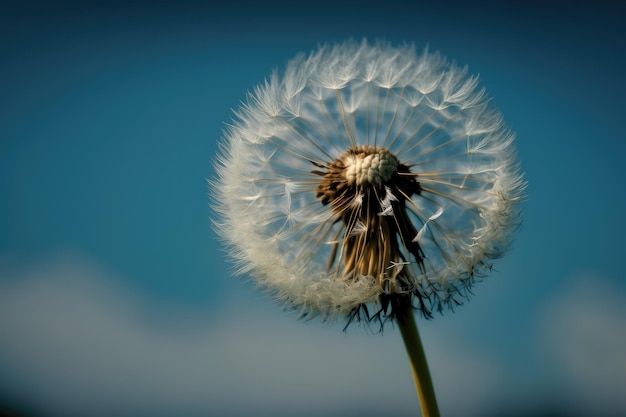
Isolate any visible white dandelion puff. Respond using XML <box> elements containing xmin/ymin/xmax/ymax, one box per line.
<box><xmin>211</xmin><ymin>39</ymin><xmax>526</xmax><ymax>326</ymax></box>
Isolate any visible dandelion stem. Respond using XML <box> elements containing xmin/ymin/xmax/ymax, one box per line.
<box><xmin>397</xmin><ymin>306</ymin><xmax>440</xmax><ymax>417</ymax></box>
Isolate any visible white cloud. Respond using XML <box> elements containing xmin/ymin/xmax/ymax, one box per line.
<box><xmin>0</xmin><ymin>251</ymin><xmax>509</xmax><ymax>417</ymax></box>
<box><xmin>537</xmin><ymin>272</ymin><xmax>626</xmax><ymax>416</ymax></box>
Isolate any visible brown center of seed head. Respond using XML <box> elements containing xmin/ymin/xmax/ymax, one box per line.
<box><xmin>314</xmin><ymin>146</ymin><xmax>423</xmax><ymax>290</ymax></box>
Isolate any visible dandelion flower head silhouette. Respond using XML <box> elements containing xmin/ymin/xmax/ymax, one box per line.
<box><xmin>213</xmin><ymin>40</ymin><xmax>525</xmax><ymax>327</ymax></box>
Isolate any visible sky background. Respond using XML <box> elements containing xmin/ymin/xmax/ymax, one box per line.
<box><xmin>1</xmin><ymin>1</ymin><xmax>625</xmax><ymax>416</ymax></box>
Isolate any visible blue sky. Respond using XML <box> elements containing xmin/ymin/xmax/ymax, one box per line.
<box><xmin>1</xmin><ymin>1</ymin><xmax>625</xmax><ymax>416</ymax></box>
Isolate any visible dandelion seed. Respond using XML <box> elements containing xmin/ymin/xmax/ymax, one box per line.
<box><xmin>212</xmin><ymin>39</ymin><xmax>524</xmax><ymax>323</ymax></box>
<box><xmin>413</xmin><ymin>206</ymin><xmax>445</xmax><ymax>244</ymax></box>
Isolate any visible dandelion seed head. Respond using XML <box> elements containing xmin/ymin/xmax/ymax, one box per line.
<box><xmin>212</xmin><ymin>39</ymin><xmax>526</xmax><ymax>327</ymax></box>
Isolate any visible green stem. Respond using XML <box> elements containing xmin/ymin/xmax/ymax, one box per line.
<box><xmin>396</xmin><ymin>307</ymin><xmax>440</xmax><ymax>417</ymax></box>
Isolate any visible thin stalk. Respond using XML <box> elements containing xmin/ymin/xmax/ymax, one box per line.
<box><xmin>396</xmin><ymin>306</ymin><xmax>440</xmax><ymax>417</ymax></box>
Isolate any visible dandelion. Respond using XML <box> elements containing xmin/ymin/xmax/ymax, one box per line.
<box><xmin>212</xmin><ymin>39</ymin><xmax>525</xmax><ymax>417</ymax></box>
